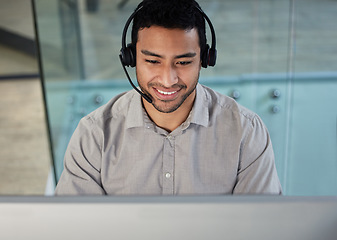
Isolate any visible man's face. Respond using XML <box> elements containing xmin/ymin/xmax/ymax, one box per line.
<box><xmin>136</xmin><ymin>26</ymin><xmax>202</xmax><ymax>113</ymax></box>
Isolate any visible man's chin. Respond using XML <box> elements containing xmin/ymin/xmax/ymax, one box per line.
<box><xmin>152</xmin><ymin>100</ymin><xmax>182</xmax><ymax>114</ymax></box>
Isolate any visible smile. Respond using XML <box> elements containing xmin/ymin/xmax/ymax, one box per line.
<box><xmin>156</xmin><ymin>89</ymin><xmax>178</xmax><ymax>95</ymax></box>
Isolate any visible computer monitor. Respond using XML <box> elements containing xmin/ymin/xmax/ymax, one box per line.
<box><xmin>0</xmin><ymin>195</ymin><xmax>336</xmax><ymax>240</ymax></box>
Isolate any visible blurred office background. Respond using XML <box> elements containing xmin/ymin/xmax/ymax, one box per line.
<box><xmin>0</xmin><ymin>0</ymin><xmax>51</xmax><ymax>195</ymax></box>
<box><xmin>0</xmin><ymin>0</ymin><xmax>336</xmax><ymax>195</ymax></box>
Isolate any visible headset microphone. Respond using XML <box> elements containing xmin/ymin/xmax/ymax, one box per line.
<box><xmin>119</xmin><ymin>5</ymin><xmax>153</xmax><ymax>104</ymax></box>
<box><xmin>119</xmin><ymin>54</ymin><xmax>153</xmax><ymax>103</ymax></box>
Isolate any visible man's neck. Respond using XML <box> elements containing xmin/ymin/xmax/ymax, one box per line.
<box><xmin>143</xmin><ymin>92</ymin><xmax>195</xmax><ymax>133</ymax></box>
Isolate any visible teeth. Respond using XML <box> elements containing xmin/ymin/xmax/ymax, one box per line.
<box><xmin>157</xmin><ymin>89</ymin><xmax>177</xmax><ymax>95</ymax></box>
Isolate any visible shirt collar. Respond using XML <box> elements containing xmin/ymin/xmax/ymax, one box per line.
<box><xmin>125</xmin><ymin>91</ymin><xmax>145</xmax><ymax>129</ymax></box>
<box><xmin>125</xmin><ymin>83</ymin><xmax>210</xmax><ymax>129</ymax></box>
<box><xmin>189</xmin><ymin>83</ymin><xmax>209</xmax><ymax>127</ymax></box>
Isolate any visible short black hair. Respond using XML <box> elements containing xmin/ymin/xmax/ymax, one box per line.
<box><xmin>131</xmin><ymin>0</ymin><xmax>207</xmax><ymax>52</ymax></box>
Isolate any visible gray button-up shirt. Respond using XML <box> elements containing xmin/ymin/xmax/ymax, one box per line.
<box><xmin>55</xmin><ymin>84</ymin><xmax>282</xmax><ymax>195</ymax></box>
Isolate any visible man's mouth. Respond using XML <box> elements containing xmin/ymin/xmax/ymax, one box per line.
<box><xmin>152</xmin><ymin>87</ymin><xmax>181</xmax><ymax>100</ymax></box>
<box><xmin>156</xmin><ymin>89</ymin><xmax>178</xmax><ymax>95</ymax></box>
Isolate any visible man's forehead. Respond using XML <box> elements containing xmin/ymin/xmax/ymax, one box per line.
<box><xmin>137</xmin><ymin>25</ymin><xmax>198</xmax><ymax>38</ymax></box>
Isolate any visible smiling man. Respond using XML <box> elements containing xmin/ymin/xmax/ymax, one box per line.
<box><xmin>136</xmin><ymin>26</ymin><xmax>201</xmax><ymax>131</ymax></box>
<box><xmin>55</xmin><ymin>0</ymin><xmax>282</xmax><ymax>195</ymax></box>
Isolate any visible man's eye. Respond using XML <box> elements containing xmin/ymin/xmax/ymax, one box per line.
<box><xmin>177</xmin><ymin>61</ymin><xmax>192</xmax><ymax>66</ymax></box>
<box><xmin>146</xmin><ymin>60</ymin><xmax>159</xmax><ymax>64</ymax></box>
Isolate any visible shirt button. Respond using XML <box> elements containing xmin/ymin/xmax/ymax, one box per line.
<box><xmin>165</xmin><ymin>173</ymin><xmax>171</xmax><ymax>179</ymax></box>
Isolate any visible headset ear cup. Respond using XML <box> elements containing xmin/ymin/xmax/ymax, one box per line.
<box><xmin>120</xmin><ymin>44</ymin><xmax>136</xmax><ymax>67</ymax></box>
<box><xmin>208</xmin><ymin>48</ymin><xmax>217</xmax><ymax>67</ymax></box>
<box><xmin>201</xmin><ymin>44</ymin><xmax>210</xmax><ymax>68</ymax></box>
<box><xmin>120</xmin><ymin>47</ymin><xmax>129</xmax><ymax>67</ymax></box>
<box><xmin>127</xmin><ymin>43</ymin><xmax>136</xmax><ymax>67</ymax></box>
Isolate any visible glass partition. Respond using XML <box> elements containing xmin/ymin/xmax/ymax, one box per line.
<box><xmin>33</xmin><ymin>0</ymin><xmax>337</xmax><ymax>195</ymax></box>
<box><xmin>285</xmin><ymin>0</ymin><xmax>337</xmax><ymax>195</ymax></box>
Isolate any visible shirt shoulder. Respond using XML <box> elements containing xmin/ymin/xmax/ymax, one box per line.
<box><xmin>81</xmin><ymin>89</ymin><xmax>139</xmax><ymax>128</ymax></box>
<box><xmin>199</xmin><ymin>84</ymin><xmax>258</xmax><ymax>126</ymax></box>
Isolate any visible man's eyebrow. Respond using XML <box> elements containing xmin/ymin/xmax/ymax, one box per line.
<box><xmin>175</xmin><ymin>52</ymin><xmax>197</xmax><ymax>59</ymax></box>
<box><xmin>141</xmin><ymin>50</ymin><xmax>197</xmax><ymax>59</ymax></box>
<box><xmin>141</xmin><ymin>50</ymin><xmax>163</xmax><ymax>58</ymax></box>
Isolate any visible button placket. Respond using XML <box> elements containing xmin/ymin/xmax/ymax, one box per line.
<box><xmin>162</xmin><ymin>135</ymin><xmax>175</xmax><ymax>195</ymax></box>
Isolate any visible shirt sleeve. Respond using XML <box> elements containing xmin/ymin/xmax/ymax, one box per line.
<box><xmin>54</xmin><ymin>116</ymin><xmax>106</xmax><ymax>195</ymax></box>
<box><xmin>233</xmin><ymin>115</ymin><xmax>282</xmax><ymax>194</ymax></box>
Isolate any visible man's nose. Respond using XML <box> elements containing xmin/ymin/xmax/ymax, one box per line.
<box><xmin>159</xmin><ymin>64</ymin><xmax>179</xmax><ymax>87</ymax></box>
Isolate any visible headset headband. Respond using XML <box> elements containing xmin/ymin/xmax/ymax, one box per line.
<box><xmin>121</xmin><ymin>5</ymin><xmax>143</xmax><ymax>51</ymax></box>
<box><xmin>120</xmin><ymin>1</ymin><xmax>217</xmax><ymax>68</ymax></box>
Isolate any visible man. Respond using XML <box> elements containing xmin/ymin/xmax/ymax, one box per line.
<box><xmin>55</xmin><ymin>0</ymin><xmax>282</xmax><ymax>195</ymax></box>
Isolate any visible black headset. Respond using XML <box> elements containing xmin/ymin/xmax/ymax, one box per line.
<box><xmin>119</xmin><ymin>1</ymin><xmax>217</xmax><ymax>103</ymax></box>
